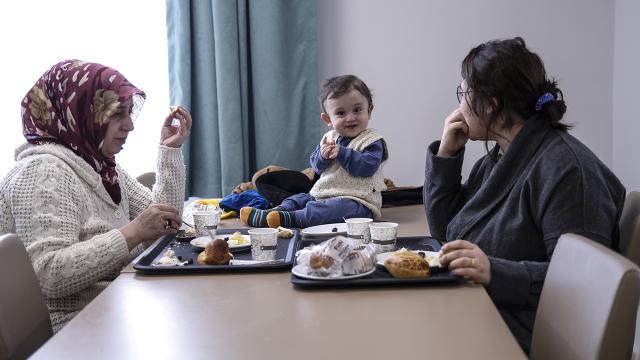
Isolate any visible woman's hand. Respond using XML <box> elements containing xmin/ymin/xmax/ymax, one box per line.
<box><xmin>160</xmin><ymin>106</ymin><xmax>192</xmax><ymax>148</ymax></box>
<box><xmin>320</xmin><ymin>136</ymin><xmax>339</xmax><ymax>159</ymax></box>
<box><xmin>120</xmin><ymin>204</ymin><xmax>182</xmax><ymax>250</ymax></box>
<box><xmin>439</xmin><ymin>240</ymin><xmax>491</xmax><ymax>286</ymax></box>
<box><xmin>437</xmin><ymin>109</ymin><xmax>469</xmax><ymax>157</ymax></box>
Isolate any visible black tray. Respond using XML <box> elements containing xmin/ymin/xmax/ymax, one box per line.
<box><xmin>290</xmin><ymin>236</ymin><xmax>462</xmax><ymax>288</ymax></box>
<box><xmin>134</xmin><ymin>228</ymin><xmax>299</xmax><ymax>274</ymax></box>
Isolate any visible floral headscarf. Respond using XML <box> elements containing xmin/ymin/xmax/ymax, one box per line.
<box><xmin>22</xmin><ymin>59</ymin><xmax>146</xmax><ymax>205</ymax></box>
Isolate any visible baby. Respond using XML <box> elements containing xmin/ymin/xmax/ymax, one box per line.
<box><xmin>241</xmin><ymin>75</ymin><xmax>388</xmax><ymax>228</ymax></box>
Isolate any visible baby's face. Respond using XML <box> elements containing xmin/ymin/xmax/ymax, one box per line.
<box><xmin>323</xmin><ymin>88</ymin><xmax>371</xmax><ymax>138</ymax></box>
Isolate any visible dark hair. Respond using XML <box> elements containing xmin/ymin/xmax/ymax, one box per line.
<box><xmin>319</xmin><ymin>75</ymin><xmax>373</xmax><ymax>113</ymax></box>
<box><xmin>461</xmin><ymin>37</ymin><xmax>569</xmax><ymax>142</ymax></box>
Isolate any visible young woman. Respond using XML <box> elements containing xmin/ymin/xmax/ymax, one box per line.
<box><xmin>424</xmin><ymin>37</ymin><xmax>625</xmax><ymax>352</ymax></box>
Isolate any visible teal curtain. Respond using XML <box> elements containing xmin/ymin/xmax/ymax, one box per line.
<box><xmin>166</xmin><ymin>0</ymin><xmax>320</xmax><ymax>198</ymax></box>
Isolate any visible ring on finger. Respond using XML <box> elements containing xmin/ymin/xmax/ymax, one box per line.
<box><xmin>164</xmin><ymin>219</ymin><xmax>171</xmax><ymax>230</ymax></box>
<box><xmin>470</xmin><ymin>257</ymin><xmax>476</xmax><ymax>266</ymax></box>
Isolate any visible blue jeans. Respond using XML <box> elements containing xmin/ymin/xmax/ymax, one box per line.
<box><xmin>280</xmin><ymin>193</ymin><xmax>372</xmax><ymax>228</ymax></box>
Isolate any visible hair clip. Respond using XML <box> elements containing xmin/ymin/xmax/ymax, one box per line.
<box><xmin>535</xmin><ymin>93</ymin><xmax>555</xmax><ymax>111</ymax></box>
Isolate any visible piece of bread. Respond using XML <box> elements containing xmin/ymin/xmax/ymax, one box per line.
<box><xmin>309</xmin><ymin>254</ymin><xmax>334</xmax><ymax>270</ymax></box>
<box><xmin>197</xmin><ymin>238</ymin><xmax>233</xmax><ymax>265</ymax></box>
<box><xmin>384</xmin><ymin>251</ymin><xmax>430</xmax><ymax>278</ymax></box>
<box><xmin>170</xmin><ymin>105</ymin><xmax>180</xmax><ymax>117</ymax></box>
<box><xmin>277</xmin><ymin>226</ymin><xmax>294</xmax><ymax>238</ymax></box>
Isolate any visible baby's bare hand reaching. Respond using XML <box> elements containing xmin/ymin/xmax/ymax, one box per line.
<box><xmin>437</xmin><ymin>109</ymin><xmax>469</xmax><ymax>157</ymax></box>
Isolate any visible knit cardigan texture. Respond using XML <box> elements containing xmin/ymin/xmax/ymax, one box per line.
<box><xmin>0</xmin><ymin>143</ymin><xmax>185</xmax><ymax>332</ymax></box>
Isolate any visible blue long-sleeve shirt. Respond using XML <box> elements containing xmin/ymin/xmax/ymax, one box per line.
<box><xmin>310</xmin><ymin>137</ymin><xmax>384</xmax><ymax>177</ymax></box>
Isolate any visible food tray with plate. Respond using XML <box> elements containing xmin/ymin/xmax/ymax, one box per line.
<box><xmin>290</xmin><ymin>236</ymin><xmax>462</xmax><ymax>288</ymax></box>
<box><xmin>134</xmin><ymin>228</ymin><xmax>299</xmax><ymax>274</ymax></box>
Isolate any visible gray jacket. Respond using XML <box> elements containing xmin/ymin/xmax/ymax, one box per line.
<box><xmin>424</xmin><ymin>119</ymin><xmax>625</xmax><ymax>353</ymax></box>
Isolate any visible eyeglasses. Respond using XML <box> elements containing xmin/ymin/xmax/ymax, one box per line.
<box><xmin>456</xmin><ymin>85</ymin><xmax>472</xmax><ymax>103</ymax></box>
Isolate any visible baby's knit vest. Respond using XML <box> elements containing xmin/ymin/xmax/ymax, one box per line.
<box><xmin>309</xmin><ymin>128</ymin><xmax>388</xmax><ymax>219</ymax></box>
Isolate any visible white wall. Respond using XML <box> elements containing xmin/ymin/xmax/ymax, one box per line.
<box><xmin>0</xmin><ymin>0</ymin><xmax>168</xmax><ymax>179</ymax></box>
<box><xmin>613</xmin><ymin>0</ymin><xmax>640</xmax><ymax>191</ymax></box>
<box><xmin>318</xmin><ymin>0</ymin><xmax>616</xmax><ymax>187</ymax></box>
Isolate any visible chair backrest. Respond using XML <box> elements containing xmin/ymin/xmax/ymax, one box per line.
<box><xmin>136</xmin><ymin>171</ymin><xmax>156</xmax><ymax>190</ymax></box>
<box><xmin>621</xmin><ymin>191</ymin><xmax>640</xmax><ymax>266</ymax></box>
<box><xmin>530</xmin><ymin>233</ymin><xmax>640</xmax><ymax>360</ymax></box>
<box><xmin>0</xmin><ymin>233</ymin><xmax>52</xmax><ymax>360</ymax></box>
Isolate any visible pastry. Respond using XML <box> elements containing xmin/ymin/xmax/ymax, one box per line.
<box><xmin>170</xmin><ymin>105</ymin><xmax>180</xmax><ymax>117</ymax></box>
<box><xmin>298</xmin><ymin>236</ymin><xmax>371</xmax><ymax>277</ymax></box>
<box><xmin>324</xmin><ymin>236</ymin><xmax>351</xmax><ymax>258</ymax></box>
<box><xmin>384</xmin><ymin>250</ymin><xmax>430</xmax><ymax>278</ymax></box>
<box><xmin>309</xmin><ymin>254</ymin><xmax>335</xmax><ymax>270</ymax></box>
<box><xmin>342</xmin><ymin>247</ymin><xmax>376</xmax><ymax>275</ymax></box>
<box><xmin>197</xmin><ymin>238</ymin><xmax>233</xmax><ymax>265</ymax></box>
<box><xmin>277</xmin><ymin>226</ymin><xmax>294</xmax><ymax>238</ymax></box>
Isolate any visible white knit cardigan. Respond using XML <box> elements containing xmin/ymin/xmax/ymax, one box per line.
<box><xmin>0</xmin><ymin>143</ymin><xmax>185</xmax><ymax>332</ymax></box>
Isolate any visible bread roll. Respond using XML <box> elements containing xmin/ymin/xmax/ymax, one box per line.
<box><xmin>309</xmin><ymin>254</ymin><xmax>334</xmax><ymax>270</ymax></box>
<box><xmin>384</xmin><ymin>251</ymin><xmax>430</xmax><ymax>278</ymax></box>
<box><xmin>197</xmin><ymin>238</ymin><xmax>233</xmax><ymax>265</ymax></box>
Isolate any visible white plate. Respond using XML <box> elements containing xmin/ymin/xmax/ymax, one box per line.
<box><xmin>190</xmin><ymin>234</ymin><xmax>252</xmax><ymax>251</ymax></box>
<box><xmin>377</xmin><ymin>250</ymin><xmax>441</xmax><ymax>267</ymax></box>
<box><xmin>291</xmin><ymin>264</ymin><xmax>375</xmax><ymax>280</ymax></box>
<box><xmin>301</xmin><ymin>223</ymin><xmax>348</xmax><ymax>236</ymax></box>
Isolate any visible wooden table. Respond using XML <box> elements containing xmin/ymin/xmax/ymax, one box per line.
<box><xmin>32</xmin><ymin>205</ymin><xmax>525</xmax><ymax>359</ymax></box>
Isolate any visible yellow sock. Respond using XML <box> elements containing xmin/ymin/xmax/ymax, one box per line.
<box><xmin>266</xmin><ymin>211</ymin><xmax>281</xmax><ymax>228</ymax></box>
<box><xmin>240</xmin><ymin>207</ymin><xmax>252</xmax><ymax>225</ymax></box>
<box><xmin>266</xmin><ymin>211</ymin><xmax>297</xmax><ymax>228</ymax></box>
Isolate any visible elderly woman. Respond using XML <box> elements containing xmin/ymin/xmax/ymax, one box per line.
<box><xmin>0</xmin><ymin>59</ymin><xmax>191</xmax><ymax>332</ymax></box>
<box><xmin>424</xmin><ymin>38</ymin><xmax>625</xmax><ymax>352</ymax></box>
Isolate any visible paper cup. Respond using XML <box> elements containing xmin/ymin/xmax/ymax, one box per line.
<box><xmin>369</xmin><ymin>222</ymin><xmax>398</xmax><ymax>253</ymax></box>
<box><xmin>249</xmin><ymin>228</ymin><xmax>279</xmax><ymax>261</ymax></box>
<box><xmin>345</xmin><ymin>218</ymin><xmax>373</xmax><ymax>243</ymax></box>
<box><xmin>193</xmin><ymin>210</ymin><xmax>221</xmax><ymax>237</ymax></box>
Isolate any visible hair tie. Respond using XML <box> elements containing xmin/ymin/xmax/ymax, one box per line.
<box><xmin>535</xmin><ymin>93</ymin><xmax>555</xmax><ymax>111</ymax></box>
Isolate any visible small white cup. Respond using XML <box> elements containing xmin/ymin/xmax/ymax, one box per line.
<box><xmin>193</xmin><ymin>210</ymin><xmax>221</xmax><ymax>237</ymax></box>
<box><xmin>369</xmin><ymin>222</ymin><xmax>399</xmax><ymax>253</ymax></box>
<box><xmin>248</xmin><ymin>228</ymin><xmax>279</xmax><ymax>261</ymax></box>
<box><xmin>345</xmin><ymin>218</ymin><xmax>373</xmax><ymax>243</ymax></box>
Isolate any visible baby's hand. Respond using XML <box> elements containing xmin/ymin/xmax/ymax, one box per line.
<box><xmin>320</xmin><ymin>136</ymin><xmax>337</xmax><ymax>159</ymax></box>
<box><xmin>321</xmin><ymin>144</ymin><xmax>339</xmax><ymax>160</ymax></box>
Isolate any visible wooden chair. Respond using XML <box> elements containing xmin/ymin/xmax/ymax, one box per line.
<box><xmin>0</xmin><ymin>233</ymin><xmax>52</xmax><ymax>360</ymax></box>
<box><xmin>136</xmin><ymin>171</ymin><xmax>156</xmax><ymax>190</ymax></box>
<box><xmin>530</xmin><ymin>233</ymin><xmax>640</xmax><ymax>360</ymax></box>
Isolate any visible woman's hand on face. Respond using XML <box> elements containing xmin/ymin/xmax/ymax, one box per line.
<box><xmin>120</xmin><ymin>204</ymin><xmax>182</xmax><ymax>250</ymax></box>
<box><xmin>160</xmin><ymin>106</ymin><xmax>192</xmax><ymax>148</ymax></box>
<box><xmin>437</xmin><ymin>109</ymin><xmax>469</xmax><ymax>157</ymax></box>
<box><xmin>439</xmin><ymin>240</ymin><xmax>491</xmax><ymax>286</ymax></box>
